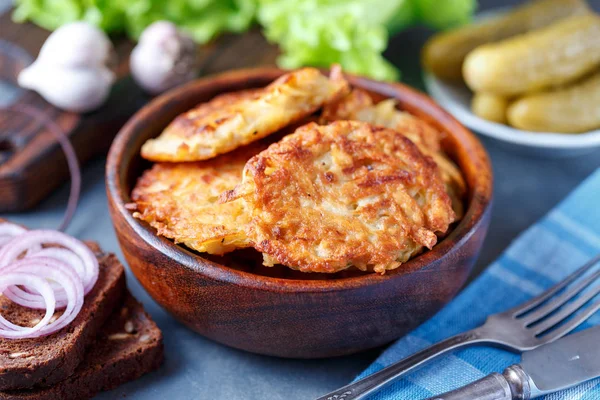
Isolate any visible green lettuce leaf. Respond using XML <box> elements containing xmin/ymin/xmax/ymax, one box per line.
<box><xmin>258</xmin><ymin>0</ymin><xmax>404</xmax><ymax>81</ymax></box>
<box><xmin>117</xmin><ymin>0</ymin><xmax>257</xmax><ymax>43</ymax></box>
<box><xmin>257</xmin><ymin>0</ymin><xmax>475</xmax><ymax>81</ymax></box>
<box><xmin>12</xmin><ymin>0</ymin><xmax>83</xmax><ymax>31</ymax></box>
<box><xmin>13</xmin><ymin>0</ymin><xmax>256</xmax><ymax>43</ymax></box>
<box><xmin>12</xmin><ymin>0</ymin><xmax>476</xmax><ymax>81</ymax></box>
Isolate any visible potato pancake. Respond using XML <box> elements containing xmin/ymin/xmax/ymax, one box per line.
<box><xmin>222</xmin><ymin>121</ymin><xmax>456</xmax><ymax>274</ymax></box>
<box><xmin>141</xmin><ymin>67</ymin><xmax>349</xmax><ymax>162</ymax></box>
<box><xmin>322</xmin><ymin>89</ymin><xmax>466</xmax><ymax>218</ymax></box>
<box><xmin>131</xmin><ymin>143</ymin><xmax>265</xmax><ymax>255</ymax></box>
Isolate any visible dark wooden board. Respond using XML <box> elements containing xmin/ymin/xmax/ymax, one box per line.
<box><xmin>0</xmin><ymin>10</ymin><xmax>278</xmax><ymax>212</ymax></box>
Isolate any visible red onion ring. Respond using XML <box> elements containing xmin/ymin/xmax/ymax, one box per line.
<box><xmin>27</xmin><ymin>248</ymin><xmax>86</xmax><ymax>287</ymax></box>
<box><xmin>0</xmin><ymin>230</ymin><xmax>98</xmax><ymax>294</ymax></box>
<box><xmin>1</xmin><ymin>258</ymin><xmax>83</xmax><ymax>336</ymax></box>
<box><xmin>17</xmin><ymin>248</ymin><xmax>83</xmax><ymax>298</ymax></box>
<box><xmin>0</xmin><ymin>273</ymin><xmax>56</xmax><ymax>339</ymax></box>
<box><xmin>0</xmin><ymin>222</ymin><xmax>28</xmax><ymax>249</ymax></box>
<box><xmin>2</xmin><ymin>257</ymin><xmax>83</xmax><ymax>309</ymax></box>
<box><xmin>0</xmin><ymin>223</ymin><xmax>26</xmax><ymax>238</ymax></box>
<box><xmin>0</xmin><ymin>230</ymin><xmax>98</xmax><ymax>338</ymax></box>
<box><xmin>6</xmin><ymin>104</ymin><xmax>81</xmax><ymax>233</ymax></box>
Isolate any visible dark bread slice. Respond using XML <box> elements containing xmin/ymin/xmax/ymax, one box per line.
<box><xmin>0</xmin><ymin>242</ymin><xmax>126</xmax><ymax>390</ymax></box>
<box><xmin>1</xmin><ymin>293</ymin><xmax>164</xmax><ymax>400</ymax></box>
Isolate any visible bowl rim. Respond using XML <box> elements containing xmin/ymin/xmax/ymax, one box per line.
<box><xmin>106</xmin><ymin>67</ymin><xmax>493</xmax><ymax>293</ymax></box>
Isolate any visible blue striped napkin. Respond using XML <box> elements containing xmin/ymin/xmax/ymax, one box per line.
<box><xmin>355</xmin><ymin>169</ymin><xmax>600</xmax><ymax>399</ymax></box>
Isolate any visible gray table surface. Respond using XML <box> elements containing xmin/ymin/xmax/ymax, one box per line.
<box><xmin>2</xmin><ymin>1</ymin><xmax>600</xmax><ymax>399</ymax></box>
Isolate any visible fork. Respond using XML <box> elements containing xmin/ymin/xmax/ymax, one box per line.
<box><xmin>317</xmin><ymin>254</ymin><xmax>600</xmax><ymax>400</ymax></box>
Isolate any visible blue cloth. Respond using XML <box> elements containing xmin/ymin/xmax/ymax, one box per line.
<box><xmin>355</xmin><ymin>169</ymin><xmax>600</xmax><ymax>399</ymax></box>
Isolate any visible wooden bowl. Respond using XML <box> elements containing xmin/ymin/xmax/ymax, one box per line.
<box><xmin>106</xmin><ymin>68</ymin><xmax>493</xmax><ymax>359</ymax></box>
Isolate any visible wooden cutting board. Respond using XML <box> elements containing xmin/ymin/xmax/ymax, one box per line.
<box><xmin>0</xmin><ymin>9</ymin><xmax>277</xmax><ymax>212</ymax></box>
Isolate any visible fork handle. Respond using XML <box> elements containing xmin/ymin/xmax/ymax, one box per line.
<box><xmin>427</xmin><ymin>365</ymin><xmax>530</xmax><ymax>400</ymax></box>
<box><xmin>315</xmin><ymin>329</ymin><xmax>486</xmax><ymax>400</ymax></box>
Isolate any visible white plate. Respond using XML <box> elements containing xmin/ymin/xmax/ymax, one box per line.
<box><xmin>423</xmin><ymin>62</ymin><xmax>600</xmax><ymax>158</ymax></box>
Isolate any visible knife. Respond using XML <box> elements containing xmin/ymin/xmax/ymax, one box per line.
<box><xmin>428</xmin><ymin>325</ymin><xmax>600</xmax><ymax>400</ymax></box>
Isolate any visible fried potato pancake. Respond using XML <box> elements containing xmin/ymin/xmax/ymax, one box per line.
<box><xmin>131</xmin><ymin>143</ymin><xmax>266</xmax><ymax>255</ymax></box>
<box><xmin>322</xmin><ymin>89</ymin><xmax>466</xmax><ymax>218</ymax></box>
<box><xmin>141</xmin><ymin>67</ymin><xmax>350</xmax><ymax>162</ymax></box>
<box><xmin>222</xmin><ymin>121</ymin><xmax>456</xmax><ymax>274</ymax></box>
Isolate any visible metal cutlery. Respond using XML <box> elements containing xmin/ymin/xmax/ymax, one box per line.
<box><xmin>317</xmin><ymin>254</ymin><xmax>600</xmax><ymax>400</ymax></box>
<box><xmin>429</xmin><ymin>324</ymin><xmax>600</xmax><ymax>399</ymax></box>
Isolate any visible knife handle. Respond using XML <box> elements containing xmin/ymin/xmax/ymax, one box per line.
<box><xmin>427</xmin><ymin>365</ymin><xmax>531</xmax><ymax>400</ymax></box>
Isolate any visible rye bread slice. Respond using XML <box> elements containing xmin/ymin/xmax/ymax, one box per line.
<box><xmin>0</xmin><ymin>242</ymin><xmax>126</xmax><ymax>390</ymax></box>
<box><xmin>1</xmin><ymin>293</ymin><xmax>164</xmax><ymax>400</ymax></box>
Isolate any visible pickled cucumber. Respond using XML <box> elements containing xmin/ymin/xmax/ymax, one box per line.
<box><xmin>422</xmin><ymin>0</ymin><xmax>589</xmax><ymax>81</ymax></box>
<box><xmin>507</xmin><ymin>72</ymin><xmax>600</xmax><ymax>133</ymax></box>
<box><xmin>463</xmin><ymin>14</ymin><xmax>600</xmax><ymax>96</ymax></box>
<box><xmin>472</xmin><ymin>93</ymin><xmax>508</xmax><ymax>124</ymax></box>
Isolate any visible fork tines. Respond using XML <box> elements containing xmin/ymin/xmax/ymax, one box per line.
<box><xmin>509</xmin><ymin>254</ymin><xmax>600</xmax><ymax>341</ymax></box>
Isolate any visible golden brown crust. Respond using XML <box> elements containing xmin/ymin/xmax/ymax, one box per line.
<box><xmin>141</xmin><ymin>67</ymin><xmax>350</xmax><ymax>162</ymax></box>
<box><xmin>322</xmin><ymin>89</ymin><xmax>466</xmax><ymax>218</ymax></box>
<box><xmin>223</xmin><ymin>121</ymin><xmax>456</xmax><ymax>274</ymax></box>
<box><xmin>170</xmin><ymin>89</ymin><xmax>263</xmax><ymax>137</ymax></box>
<box><xmin>131</xmin><ymin>143</ymin><xmax>266</xmax><ymax>255</ymax></box>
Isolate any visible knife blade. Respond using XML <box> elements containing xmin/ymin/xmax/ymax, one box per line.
<box><xmin>428</xmin><ymin>325</ymin><xmax>600</xmax><ymax>400</ymax></box>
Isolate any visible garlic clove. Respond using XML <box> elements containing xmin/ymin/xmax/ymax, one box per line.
<box><xmin>37</xmin><ymin>22</ymin><xmax>114</xmax><ymax>68</ymax></box>
<box><xmin>16</xmin><ymin>64</ymin><xmax>40</xmax><ymax>91</ymax></box>
<box><xmin>130</xmin><ymin>45</ymin><xmax>177</xmax><ymax>93</ymax></box>
<box><xmin>18</xmin><ymin>65</ymin><xmax>114</xmax><ymax>113</ymax></box>
<box><xmin>130</xmin><ymin>21</ymin><xmax>198</xmax><ymax>95</ymax></box>
<box><xmin>17</xmin><ymin>21</ymin><xmax>116</xmax><ymax>113</ymax></box>
<box><xmin>139</xmin><ymin>20</ymin><xmax>179</xmax><ymax>46</ymax></box>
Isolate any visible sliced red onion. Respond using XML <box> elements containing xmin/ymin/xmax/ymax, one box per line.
<box><xmin>1</xmin><ymin>258</ymin><xmax>83</xmax><ymax>336</ymax></box>
<box><xmin>0</xmin><ymin>229</ymin><xmax>97</xmax><ymax>338</ymax></box>
<box><xmin>0</xmin><ymin>273</ymin><xmax>56</xmax><ymax>339</ymax></box>
<box><xmin>0</xmin><ymin>230</ymin><xmax>98</xmax><ymax>294</ymax></box>
<box><xmin>26</xmin><ymin>248</ymin><xmax>86</xmax><ymax>289</ymax></box>
<box><xmin>0</xmin><ymin>222</ymin><xmax>27</xmax><ymax>249</ymax></box>
<box><xmin>0</xmin><ymin>222</ymin><xmax>27</xmax><ymax>237</ymax></box>
<box><xmin>2</xmin><ymin>257</ymin><xmax>83</xmax><ymax>310</ymax></box>
<box><xmin>9</xmin><ymin>104</ymin><xmax>81</xmax><ymax>233</ymax></box>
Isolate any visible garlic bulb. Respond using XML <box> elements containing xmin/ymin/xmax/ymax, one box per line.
<box><xmin>18</xmin><ymin>22</ymin><xmax>115</xmax><ymax>113</ymax></box>
<box><xmin>130</xmin><ymin>21</ymin><xmax>198</xmax><ymax>95</ymax></box>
